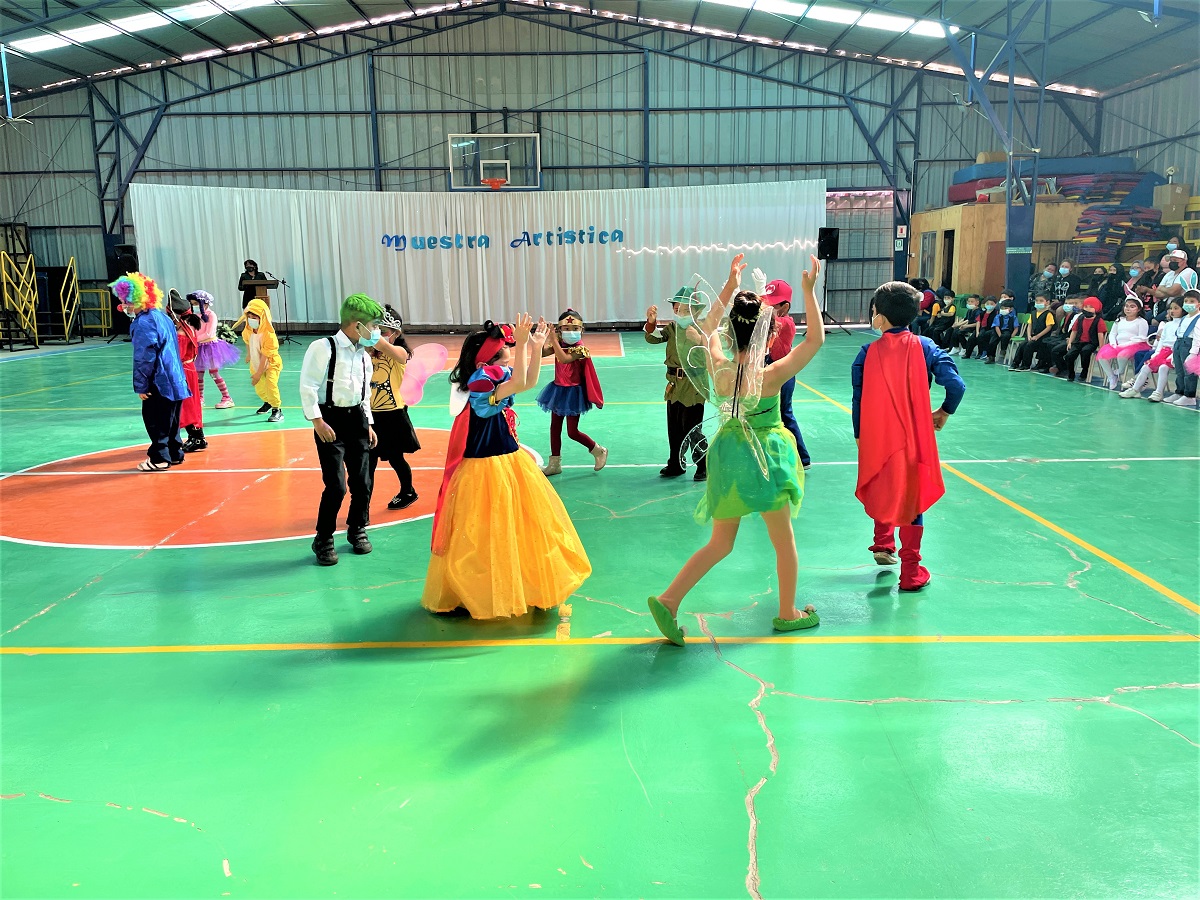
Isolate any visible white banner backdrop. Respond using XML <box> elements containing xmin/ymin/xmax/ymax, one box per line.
<box><xmin>128</xmin><ymin>180</ymin><xmax>826</xmax><ymax>326</ymax></box>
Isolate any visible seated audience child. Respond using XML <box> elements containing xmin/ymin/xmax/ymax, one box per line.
<box><xmin>983</xmin><ymin>294</ymin><xmax>1019</xmax><ymax>365</ymax></box>
<box><xmin>1120</xmin><ymin>299</ymin><xmax>1184</xmax><ymax>402</ymax></box>
<box><xmin>927</xmin><ymin>292</ymin><xmax>958</xmax><ymax>348</ymax></box>
<box><xmin>1053</xmin><ymin>297</ymin><xmax>1107</xmax><ymax>382</ymax></box>
<box><xmin>1012</xmin><ymin>295</ymin><xmax>1056</xmax><ymax>371</ymax></box>
<box><xmin>949</xmin><ymin>296</ymin><xmax>982</xmax><ymax>356</ymax></box>
<box><xmin>1167</xmin><ymin>288</ymin><xmax>1200</xmax><ymax>408</ymax></box>
<box><xmin>1096</xmin><ymin>298</ymin><xmax>1151</xmax><ymax>390</ymax></box>
<box><xmin>963</xmin><ymin>296</ymin><xmax>999</xmax><ymax>361</ymax></box>
<box><xmin>1042</xmin><ymin>298</ymin><xmax>1080</xmax><ymax>374</ymax></box>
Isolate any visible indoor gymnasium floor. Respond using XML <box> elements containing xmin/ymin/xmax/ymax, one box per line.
<box><xmin>1</xmin><ymin>330</ymin><xmax>1197</xmax><ymax>899</ymax></box>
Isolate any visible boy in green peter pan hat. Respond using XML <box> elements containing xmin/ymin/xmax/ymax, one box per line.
<box><xmin>644</xmin><ymin>286</ymin><xmax>710</xmax><ymax>481</ymax></box>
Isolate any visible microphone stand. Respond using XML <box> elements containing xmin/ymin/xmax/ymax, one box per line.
<box><xmin>819</xmin><ymin>260</ymin><xmax>853</xmax><ymax>337</ymax></box>
<box><xmin>267</xmin><ymin>270</ymin><xmax>299</xmax><ymax>345</ymax></box>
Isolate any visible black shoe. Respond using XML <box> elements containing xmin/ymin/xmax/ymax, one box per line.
<box><xmin>388</xmin><ymin>491</ymin><xmax>418</xmax><ymax>510</ymax></box>
<box><xmin>659</xmin><ymin>466</ymin><xmax>686</xmax><ymax>478</ymax></box>
<box><xmin>693</xmin><ymin>468</ymin><xmax>707</xmax><ymax>482</ymax></box>
<box><xmin>984</xmin><ymin>358</ymin><xmax>995</xmax><ymax>365</ymax></box>
<box><xmin>348</xmin><ymin>529</ymin><xmax>372</xmax><ymax>554</ymax></box>
<box><xmin>182</xmin><ymin>438</ymin><xmax>208</xmax><ymax>453</ymax></box>
<box><xmin>312</xmin><ymin>536</ymin><xmax>338</xmax><ymax>566</ymax></box>
<box><xmin>256</xmin><ymin>402</ymin><xmax>272</xmax><ymax>414</ymax></box>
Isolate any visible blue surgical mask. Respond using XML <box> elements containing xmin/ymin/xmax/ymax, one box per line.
<box><xmin>247</xmin><ymin>317</ymin><xmax>260</xmax><ymax>329</ymax></box>
<box><xmin>985</xmin><ymin>304</ymin><xmax>996</xmax><ymax>311</ymax></box>
<box><xmin>560</xmin><ymin>330</ymin><xmax>582</xmax><ymax>345</ymax></box>
<box><xmin>1059</xmin><ymin>267</ymin><xmax>1070</xmax><ymax>276</ymax></box>
<box><xmin>1035</xmin><ymin>303</ymin><xmax>1046</xmax><ymax>310</ymax></box>
<box><xmin>358</xmin><ymin>326</ymin><xmax>381</xmax><ymax>347</ymax></box>
<box><xmin>1185</xmin><ymin>303</ymin><xmax>1198</xmax><ymax>314</ymax></box>
<box><xmin>1130</xmin><ymin>268</ymin><xmax>1140</xmax><ymax>278</ymax></box>
<box><xmin>1167</xmin><ymin>242</ymin><xmax>1178</xmax><ymax>251</ymax></box>
<box><xmin>1062</xmin><ymin>304</ymin><xmax>1074</xmax><ymax>312</ymax></box>
<box><xmin>1044</xmin><ymin>269</ymin><xmax>1055</xmax><ymax>277</ymax></box>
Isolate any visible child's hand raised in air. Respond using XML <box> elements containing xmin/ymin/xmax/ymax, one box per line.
<box><xmin>530</xmin><ymin>317</ymin><xmax>550</xmax><ymax>348</ymax></box>
<box><xmin>514</xmin><ymin>313</ymin><xmax>534</xmax><ymax>343</ymax></box>
<box><xmin>801</xmin><ymin>255</ymin><xmax>821</xmax><ymax>293</ymax></box>
<box><xmin>646</xmin><ymin>305</ymin><xmax>658</xmax><ymax>326</ymax></box>
<box><xmin>728</xmin><ymin>253</ymin><xmax>746</xmax><ymax>285</ymax></box>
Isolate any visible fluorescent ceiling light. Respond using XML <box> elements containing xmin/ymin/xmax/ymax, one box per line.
<box><xmin>111</xmin><ymin>12</ymin><xmax>172</xmax><ymax>32</ymax></box>
<box><xmin>168</xmin><ymin>2</ymin><xmax>224</xmax><ymax>21</ymax></box>
<box><xmin>703</xmin><ymin>1</ymin><xmax>958</xmax><ymax>37</ymax></box>
<box><xmin>61</xmin><ymin>23</ymin><xmax>120</xmax><ymax>42</ymax></box>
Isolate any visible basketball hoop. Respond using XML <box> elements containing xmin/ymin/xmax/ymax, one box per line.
<box><xmin>481</xmin><ymin>177</ymin><xmax>508</xmax><ymax>192</ymax></box>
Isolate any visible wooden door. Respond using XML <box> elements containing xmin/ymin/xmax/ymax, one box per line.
<box><xmin>984</xmin><ymin>241</ymin><xmax>1007</xmax><ymax>298</ymax></box>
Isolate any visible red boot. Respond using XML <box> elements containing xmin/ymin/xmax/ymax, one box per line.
<box><xmin>898</xmin><ymin>525</ymin><xmax>931</xmax><ymax>591</ymax></box>
<box><xmin>870</xmin><ymin>520</ymin><xmax>897</xmax><ymax>565</ymax></box>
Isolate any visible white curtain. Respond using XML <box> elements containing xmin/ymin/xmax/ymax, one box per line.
<box><xmin>128</xmin><ymin>180</ymin><xmax>826</xmax><ymax>326</ymax></box>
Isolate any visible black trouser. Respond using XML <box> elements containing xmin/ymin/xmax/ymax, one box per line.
<box><xmin>314</xmin><ymin>405</ymin><xmax>372</xmax><ymax>538</ymax></box>
<box><xmin>666</xmin><ymin>400</ymin><xmax>706</xmax><ymax>473</ymax></box>
<box><xmin>949</xmin><ymin>327</ymin><xmax>974</xmax><ymax>350</ymax></box>
<box><xmin>1014</xmin><ymin>337</ymin><xmax>1050</xmax><ymax>369</ymax></box>
<box><xmin>959</xmin><ymin>330</ymin><xmax>985</xmax><ymax>358</ymax></box>
<box><xmin>141</xmin><ymin>393</ymin><xmax>183</xmax><ymax>465</ymax></box>
<box><xmin>1174</xmin><ymin>336</ymin><xmax>1199</xmax><ymax>398</ymax></box>
<box><xmin>1056</xmin><ymin>342</ymin><xmax>1099</xmax><ymax>380</ymax></box>
<box><xmin>911</xmin><ymin>312</ymin><xmax>931</xmax><ymax>335</ymax></box>
<box><xmin>1040</xmin><ymin>337</ymin><xmax>1067</xmax><ymax>372</ymax></box>
<box><xmin>928</xmin><ymin>319</ymin><xmax>955</xmax><ymax>348</ymax></box>
<box><xmin>981</xmin><ymin>328</ymin><xmax>1015</xmax><ymax>360</ymax></box>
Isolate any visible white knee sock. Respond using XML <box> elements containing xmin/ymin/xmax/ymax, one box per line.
<box><xmin>1131</xmin><ymin>366</ymin><xmax>1150</xmax><ymax>392</ymax></box>
<box><xmin>1155</xmin><ymin>365</ymin><xmax>1171</xmax><ymax>394</ymax></box>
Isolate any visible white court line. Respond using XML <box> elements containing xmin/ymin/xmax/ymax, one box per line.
<box><xmin>3</xmin><ymin>456</ymin><xmax>1196</xmax><ymax>478</ymax></box>
<box><xmin>0</xmin><ymin>342</ymin><xmax>125</xmax><ymax>364</ymax></box>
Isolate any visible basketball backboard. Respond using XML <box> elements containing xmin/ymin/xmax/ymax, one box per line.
<box><xmin>447</xmin><ymin>133</ymin><xmax>541</xmax><ymax>191</ymax></box>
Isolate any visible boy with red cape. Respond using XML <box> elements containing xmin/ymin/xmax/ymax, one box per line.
<box><xmin>852</xmin><ymin>281</ymin><xmax>966</xmax><ymax>591</ymax></box>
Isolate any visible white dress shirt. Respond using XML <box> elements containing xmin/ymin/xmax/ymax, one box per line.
<box><xmin>299</xmin><ymin>330</ymin><xmax>374</xmax><ymax>423</ymax></box>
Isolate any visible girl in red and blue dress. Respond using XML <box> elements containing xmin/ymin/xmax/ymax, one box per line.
<box><xmin>422</xmin><ymin>315</ymin><xmax>592</xmax><ymax>619</ymax></box>
<box><xmin>536</xmin><ymin>308</ymin><xmax>607</xmax><ymax>476</ymax></box>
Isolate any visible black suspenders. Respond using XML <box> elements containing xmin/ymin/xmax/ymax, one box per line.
<box><xmin>324</xmin><ymin>336</ymin><xmax>368</xmax><ymax>408</ymax></box>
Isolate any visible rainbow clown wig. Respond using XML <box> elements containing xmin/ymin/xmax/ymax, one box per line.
<box><xmin>339</xmin><ymin>293</ymin><xmax>384</xmax><ymax>325</ymax></box>
<box><xmin>109</xmin><ymin>273</ymin><xmax>163</xmax><ymax>317</ymax></box>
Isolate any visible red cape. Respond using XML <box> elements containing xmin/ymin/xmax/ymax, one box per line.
<box><xmin>855</xmin><ymin>331</ymin><xmax>945</xmax><ymax>525</ymax></box>
<box><xmin>431</xmin><ymin>406</ymin><xmax>469</xmax><ymax>555</ymax></box>
<box><xmin>581</xmin><ymin>357</ymin><xmax>604</xmax><ymax>408</ymax></box>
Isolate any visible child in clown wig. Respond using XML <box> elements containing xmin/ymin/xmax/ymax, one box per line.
<box><xmin>422</xmin><ymin>315</ymin><xmax>592</xmax><ymax>619</ymax></box>
<box><xmin>536</xmin><ymin>309</ymin><xmax>608</xmax><ymax>476</ymax></box>
<box><xmin>112</xmin><ymin>273</ymin><xmax>190</xmax><ymax>472</ymax></box>
<box><xmin>233</xmin><ymin>298</ymin><xmax>283</xmax><ymax>421</ymax></box>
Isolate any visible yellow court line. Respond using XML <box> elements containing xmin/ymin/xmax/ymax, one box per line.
<box><xmin>793</xmin><ymin>380</ymin><xmax>1200</xmax><ymax>616</ymax></box>
<box><xmin>0</xmin><ymin>372</ymin><xmax>123</xmax><ymax>401</ymax></box>
<box><xmin>1</xmin><ymin>633</ymin><xmax>1196</xmax><ymax>655</ymax></box>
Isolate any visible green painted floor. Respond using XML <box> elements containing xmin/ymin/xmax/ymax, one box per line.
<box><xmin>1</xmin><ymin>333</ymin><xmax>1197</xmax><ymax>899</ymax></box>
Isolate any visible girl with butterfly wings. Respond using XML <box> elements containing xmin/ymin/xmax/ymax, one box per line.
<box><xmin>648</xmin><ymin>253</ymin><xmax>826</xmax><ymax>645</ymax></box>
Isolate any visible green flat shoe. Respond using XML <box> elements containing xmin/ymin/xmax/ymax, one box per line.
<box><xmin>647</xmin><ymin>597</ymin><xmax>687</xmax><ymax>646</ymax></box>
<box><xmin>773</xmin><ymin>610</ymin><xmax>820</xmax><ymax>632</ymax></box>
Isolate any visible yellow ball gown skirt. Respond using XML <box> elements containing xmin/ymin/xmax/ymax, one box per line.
<box><xmin>421</xmin><ymin>449</ymin><xmax>591</xmax><ymax>619</ymax></box>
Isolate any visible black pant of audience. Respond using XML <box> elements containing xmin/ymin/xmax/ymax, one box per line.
<box><xmin>1054</xmin><ymin>342</ymin><xmax>1100</xmax><ymax>382</ymax></box>
<box><xmin>980</xmin><ymin>328</ymin><xmax>1016</xmax><ymax>361</ymax></box>
<box><xmin>141</xmin><ymin>393</ymin><xmax>183</xmax><ymax>465</ymax></box>
<box><xmin>1014</xmin><ymin>337</ymin><xmax>1051</xmax><ymax>370</ymax></box>
<box><xmin>314</xmin><ymin>405</ymin><xmax>373</xmax><ymax>539</ymax></box>
<box><xmin>959</xmin><ymin>331</ymin><xmax>986</xmax><ymax>359</ymax></box>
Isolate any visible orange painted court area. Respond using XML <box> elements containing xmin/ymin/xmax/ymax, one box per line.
<box><xmin>409</xmin><ymin>331</ymin><xmax>624</xmax><ymax>363</ymax></box>
<box><xmin>0</xmin><ymin>428</ymin><xmax>449</xmax><ymax>548</ymax></box>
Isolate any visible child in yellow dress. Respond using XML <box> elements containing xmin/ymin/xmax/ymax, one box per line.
<box><xmin>422</xmin><ymin>315</ymin><xmax>592</xmax><ymax>619</ymax></box>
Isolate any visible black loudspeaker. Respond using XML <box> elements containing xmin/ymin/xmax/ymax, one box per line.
<box><xmin>105</xmin><ymin>241</ymin><xmax>139</xmax><ymax>282</ymax></box>
<box><xmin>817</xmin><ymin>227</ymin><xmax>840</xmax><ymax>261</ymax></box>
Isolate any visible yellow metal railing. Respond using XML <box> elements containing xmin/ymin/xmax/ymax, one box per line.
<box><xmin>58</xmin><ymin>256</ymin><xmax>81</xmax><ymax>342</ymax></box>
<box><xmin>0</xmin><ymin>250</ymin><xmax>38</xmax><ymax>348</ymax></box>
<box><xmin>79</xmin><ymin>287</ymin><xmax>113</xmax><ymax>335</ymax></box>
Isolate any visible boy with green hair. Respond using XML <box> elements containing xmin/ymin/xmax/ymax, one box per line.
<box><xmin>299</xmin><ymin>293</ymin><xmax>385</xmax><ymax>565</ymax></box>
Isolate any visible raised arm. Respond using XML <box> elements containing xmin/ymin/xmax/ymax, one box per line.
<box><xmin>763</xmin><ymin>256</ymin><xmax>825</xmax><ymax>391</ymax></box>
<box><xmin>701</xmin><ymin>253</ymin><xmax>746</xmax><ymax>333</ymax></box>
<box><xmin>526</xmin><ymin>319</ymin><xmax>549</xmax><ymax>386</ymax></box>
<box><xmin>373</xmin><ymin>333</ymin><xmax>409</xmax><ymax>363</ymax></box>
<box><xmin>495</xmin><ymin>314</ymin><xmax>533</xmax><ymax>399</ymax></box>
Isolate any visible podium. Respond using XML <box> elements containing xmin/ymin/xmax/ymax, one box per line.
<box><xmin>243</xmin><ymin>278</ymin><xmax>278</xmax><ymax>303</ymax></box>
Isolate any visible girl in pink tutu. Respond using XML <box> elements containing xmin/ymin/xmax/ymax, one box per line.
<box><xmin>1121</xmin><ymin>299</ymin><xmax>1183</xmax><ymax>402</ymax></box>
<box><xmin>189</xmin><ymin>290</ymin><xmax>240</xmax><ymax>409</ymax></box>
<box><xmin>1095</xmin><ymin>298</ymin><xmax>1150</xmax><ymax>390</ymax></box>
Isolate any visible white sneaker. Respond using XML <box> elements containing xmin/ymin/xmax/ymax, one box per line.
<box><xmin>1164</xmin><ymin>394</ymin><xmax>1180</xmax><ymax>402</ymax></box>
<box><xmin>1172</xmin><ymin>396</ymin><xmax>1197</xmax><ymax>408</ymax></box>
<box><xmin>215</xmin><ymin>397</ymin><xmax>234</xmax><ymax>409</ymax></box>
<box><xmin>1148</xmin><ymin>391</ymin><xmax>1164</xmax><ymax>402</ymax></box>
<box><xmin>1118</xmin><ymin>388</ymin><xmax>1138</xmax><ymax>399</ymax></box>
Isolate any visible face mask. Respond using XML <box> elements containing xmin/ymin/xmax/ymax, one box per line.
<box><xmin>1035</xmin><ymin>303</ymin><xmax>1046</xmax><ymax>310</ymax></box>
<box><xmin>1185</xmin><ymin>303</ymin><xmax>1198</xmax><ymax>314</ymax></box>
<box><xmin>247</xmin><ymin>317</ymin><xmax>260</xmax><ymax>329</ymax></box>
<box><xmin>1001</xmin><ymin>307</ymin><xmax>1013</xmax><ymax>315</ymax></box>
<box><xmin>1170</xmin><ymin>261</ymin><xmax>1182</xmax><ymax>271</ymax></box>
<box><xmin>1084</xmin><ymin>310</ymin><xmax>1096</xmax><ymax>317</ymax></box>
<box><xmin>1130</xmin><ymin>268</ymin><xmax>1140</xmax><ymax>278</ymax></box>
<box><xmin>1167</xmin><ymin>242</ymin><xmax>1178</xmax><ymax>251</ymax></box>
<box><xmin>560</xmin><ymin>330</ymin><xmax>582</xmax><ymax>344</ymax></box>
<box><xmin>1059</xmin><ymin>267</ymin><xmax>1070</xmax><ymax>276</ymax></box>
<box><xmin>358</xmin><ymin>326</ymin><xmax>381</xmax><ymax>348</ymax></box>
<box><xmin>1044</xmin><ymin>269</ymin><xmax>1055</xmax><ymax>277</ymax></box>
<box><xmin>122</xmin><ymin>306</ymin><xmax>136</xmax><ymax>320</ymax></box>
<box><xmin>985</xmin><ymin>304</ymin><xmax>996</xmax><ymax>311</ymax></box>
<box><xmin>1062</xmin><ymin>304</ymin><xmax>1074</xmax><ymax>313</ymax></box>
<box><xmin>967</xmin><ymin>304</ymin><xmax>978</xmax><ymax>311</ymax></box>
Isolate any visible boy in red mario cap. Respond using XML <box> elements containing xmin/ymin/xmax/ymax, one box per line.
<box><xmin>755</xmin><ymin>269</ymin><xmax>812</xmax><ymax>469</ymax></box>
<box><xmin>1052</xmin><ymin>296</ymin><xmax>1107</xmax><ymax>382</ymax></box>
